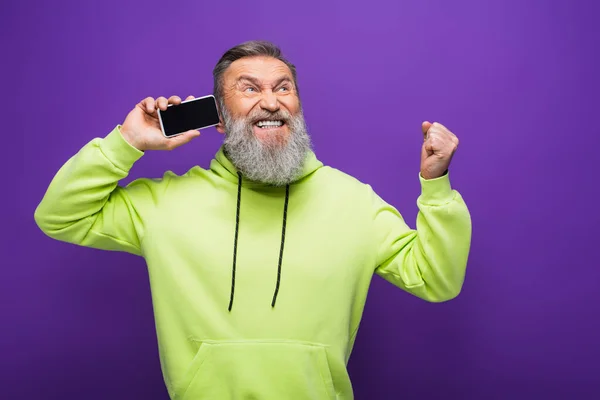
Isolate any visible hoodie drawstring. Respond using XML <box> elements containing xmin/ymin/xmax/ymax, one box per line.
<box><xmin>228</xmin><ymin>171</ymin><xmax>290</xmax><ymax>311</ymax></box>
<box><xmin>228</xmin><ymin>172</ymin><xmax>243</xmax><ymax>312</ymax></box>
<box><xmin>272</xmin><ymin>184</ymin><xmax>290</xmax><ymax>307</ymax></box>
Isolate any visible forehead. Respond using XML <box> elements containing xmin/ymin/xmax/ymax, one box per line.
<box><xmin>223</xmin><ymin>56</ymin><xmax>293</xmax><ymax>83</ymax></box>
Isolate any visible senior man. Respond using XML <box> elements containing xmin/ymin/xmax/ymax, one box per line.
<box><xmin>35</xmin><ymin>40</ymin><xmax>472</xmax><ymax>400</ymax></box>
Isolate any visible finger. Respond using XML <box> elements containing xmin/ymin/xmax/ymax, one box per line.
<box><xmin>427</xmin><ymin>132</ymin><xmax>458</xmax><ymax>154</ymax></box>
<box><xmin>428</xmin><ymin>126</ymin><xmax>456</xmax><ymax>143</ymax></box>
<box><xmin>432</xmin><ymin>122</ymin><xmax>458</xmax><ymax>140</ymax></box>
<box><xmin>422</xmin><ymin>121</ymin><xmax>432</xmax><ymax>137</ymax></box>
<box><xmin>156</xmin><ymin>96</ymin><xmax>169</xmax><ymax>111</ymax></box>
<box><xmin>426</xmin><ymin>129</ymin><xmax>446</xmax><ymax>143</ymax></box>
<box><xmin>432</xmin><ymin>122</ymin><xmax>449</xmax><ymax>131</ymax></box>
<box><xmin>422</xmin><ymin>138</ymin><xmax>435</xmax><ymax>158</ymax></box>
<box><xmin>164</xmin><ymin>130</ymin><xmax>201</xmax><ymax>150</ymax></box>
<box><xmin>442</xmin><ymin>129</ymin><xmax>458</xmax><ymax>144</ymax></box>
<box><xmin>185</xmin><ymin>95</ymin><xmax>195</xmax><ymax>101</ymax></box>
<box><xmin>141</xmin><ymin>97</ymin><xmax>155</xmax><ymax>114</ymax></box>
<box><xmin>450</xmin><ymin>132</ymin><xmax>459</xmax><ymax>145</ymax></box>
<box><xmin>436</xmin><ymin>128</ymin><xmax>458</xmax><ymax>147</ymax></box>
<box><xmin>168</xmin><ymin>95</ymin><xmax>182</xmax><ymax>105</ymax></box>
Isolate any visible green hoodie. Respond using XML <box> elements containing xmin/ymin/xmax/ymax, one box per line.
<box><xmin>34</xmin><ymin>125</ymin><xmax>472</xmax><ymax>399</ymax></box>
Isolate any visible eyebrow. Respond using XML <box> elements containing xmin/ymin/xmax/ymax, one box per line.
<box><xmin>237</xmin><ymin>75</ymin><xmax>293</xmax><ymax>88</ymax></box>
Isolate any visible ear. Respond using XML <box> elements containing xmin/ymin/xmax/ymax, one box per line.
<box><xmin>215</xmin><ymin>100</ymin><xmax>226</xmax><ymax>134</ymax></box>
<box><xmin>216</xmin><ymin>118</ymin><xmax>225</xmax><ymax>134</ymax></box>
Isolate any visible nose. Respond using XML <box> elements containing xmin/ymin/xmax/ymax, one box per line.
<box><xmin>259</xmin><ymin>90</ymin><xmax>280</xmax><ymax>112</ymax></box>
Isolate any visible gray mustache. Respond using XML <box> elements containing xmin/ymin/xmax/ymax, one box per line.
<box><xmin>248</xmin><ymin>111</ymin><xmax>292</xmax><ymax>124</ymax></box>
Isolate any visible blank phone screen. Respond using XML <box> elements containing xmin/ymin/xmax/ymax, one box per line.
<box><xmin>159</xmin><ymin>96</ymin><xmax>220</xmax><ymax>137</ymax></box>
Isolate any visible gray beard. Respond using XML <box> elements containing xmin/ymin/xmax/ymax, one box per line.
<box><xmin>221</xmin><ymin>104</ymin><xmax>313</xmax><ymax>186</ymax></box>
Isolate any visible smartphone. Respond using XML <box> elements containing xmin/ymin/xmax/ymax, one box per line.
<box><xmin>157</xmin><ymin>95</ymin><xmax>220</xmax><ymax>138</ymax></box>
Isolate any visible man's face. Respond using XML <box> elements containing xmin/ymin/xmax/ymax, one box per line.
<box><xmin>216</xmin><ymin>56</ymin><xmax>301</xmax><ymax>147</ymax></box>
<box><xmin>216</xmin><ymin>56</ymin><xmax>312</xmax><ymax>186</ymax></box>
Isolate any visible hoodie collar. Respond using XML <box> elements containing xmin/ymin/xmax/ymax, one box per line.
<box><xmin>209</xmin><ymin>146</ymin><xmax>323</xmax><ymax>188</ymax></box>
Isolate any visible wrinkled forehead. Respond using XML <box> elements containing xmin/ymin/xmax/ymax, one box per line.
<box><xmin>223</xmin><ymin>56</ymin><xmax>294</xmax><ymax>86</ymax></box>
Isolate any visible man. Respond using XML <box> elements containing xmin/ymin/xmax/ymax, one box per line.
<box><xmin>34</xmin><ymin>40</ymin><xmax>471</xmax><ymax>399</ymax></box>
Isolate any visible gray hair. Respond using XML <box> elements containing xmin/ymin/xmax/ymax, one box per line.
<box><xmin>212</xmin><ymin>40</ymin><xmax>300</xmax><ymax>109</ymax></box>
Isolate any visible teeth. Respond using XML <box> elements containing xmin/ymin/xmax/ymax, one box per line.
<box><xmin>256</xmin><ymin>120</ymin><xmax>283</xmax><ymax>127</ymax></box>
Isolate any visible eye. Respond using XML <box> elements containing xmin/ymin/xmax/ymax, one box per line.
<box><xmin>278</xmin><ymin>86</ymin><xmax>290</xmax><ymax>92</ymax></box>
<box><xmin>244</xmin><ymin>87</ymin><xmax>256</xmax><ymax>93</ymax></box>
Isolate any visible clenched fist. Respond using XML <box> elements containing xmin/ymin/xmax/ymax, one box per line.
<box><xmin>420</xmin><ymin>121</ymin><xmax>459</xmax><ymax>180</ymax></box>
<box><xmin>120</xmin><ymin>95</ymin><xmax>201</xmax><ymax>152</ymax></box>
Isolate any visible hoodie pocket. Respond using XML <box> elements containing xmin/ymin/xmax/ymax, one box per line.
<box><xmin>175</xmin><ymin>339</ymin><xmax>337</xmax><ymax>400</ymax></box>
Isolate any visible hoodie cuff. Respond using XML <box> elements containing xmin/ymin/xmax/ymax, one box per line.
<box><xmin>99</xmin><ymin>125</ymin><xmax>145</xmax><ymax>172</ymax></box>
<box><xmin>418</xmin><ymin>171</ymin><xmax>454</xmax><ymax>205</ymax></box>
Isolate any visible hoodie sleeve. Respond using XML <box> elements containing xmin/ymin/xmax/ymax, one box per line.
<box><xmin>34</xmin><ymin>125</ymin><xmax>165</xmax><ymax>256</ymax></box>
<box><xmin>371</xmin><ymin>172</ymin><xmax>472</xmax><ymax>302</ymax></box>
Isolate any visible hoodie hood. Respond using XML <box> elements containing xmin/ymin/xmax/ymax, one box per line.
<box><xmin>209</xmin><ymin>145</ymin><xmax>324</xmax><ymax>188</ymax></box>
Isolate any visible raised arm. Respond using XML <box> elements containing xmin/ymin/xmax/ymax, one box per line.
<box><xmin>372</xmin><ymin>121</ymin><xmax>472</xmax><ymax>301</ymax></box>
<box><xmin>34</xmin><ymin>95</ymin><xmax>201</xmax><ymax>255</ymax></box>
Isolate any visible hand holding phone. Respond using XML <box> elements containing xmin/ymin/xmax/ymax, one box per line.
<box><xmin>120</xmin><ymin>95</ymin><xmax>207</xmax><ymax>152</ymax></box>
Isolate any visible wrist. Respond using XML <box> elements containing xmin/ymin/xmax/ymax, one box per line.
<box><xmin>420</xmin><ymin>169</ymin><xmax>448</xmax><ymax>180</ymax></box>
<box><xmin>118</xmin><ymin>125</ymin><xmax>145</xmax><ymax>152</ymax></box>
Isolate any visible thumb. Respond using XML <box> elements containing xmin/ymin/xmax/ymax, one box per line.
<box><xmin>422</xmin><ymin>121</ymin><xmax>433</xmax><ymax>137</ymax></box>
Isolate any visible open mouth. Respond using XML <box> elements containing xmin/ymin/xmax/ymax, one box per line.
<box><xmin>254</xmin><ymin>120</ymin><xmax>285</xmax><ymax>130</ymax></box>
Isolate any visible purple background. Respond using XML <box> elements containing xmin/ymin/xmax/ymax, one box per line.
<box><xmin>4</xmin><ymin>0</ymin><xmax>600</xmax><ymax>398</ymax></box>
